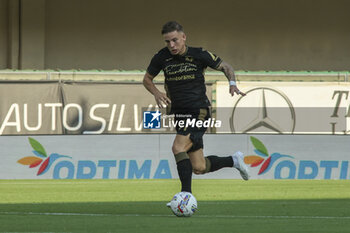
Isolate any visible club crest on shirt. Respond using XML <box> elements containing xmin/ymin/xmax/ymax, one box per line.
<box><xmin>185</xmin><ymin>57</ymin><xmax>194</xmax><ymax>62</ymax></box>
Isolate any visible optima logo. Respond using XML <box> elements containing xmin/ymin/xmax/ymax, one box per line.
<box><xmin>17</xmin><ymin>137</ymin><xmax>71</xmax><ymax>175</ymax></box>
<box><xmin>17</xmin><ymin>138</ymin><xmax>172</xmax><ymax>179</ymax></box>
<box><xmin>245</xmin><ymin>136</ymin><xmax>349</xmax><ymax>179</ymax></box>
<box><xmin>244</xmin><ymin>136</ymin><xmax>293</xmax><ymax>175</ymax></box>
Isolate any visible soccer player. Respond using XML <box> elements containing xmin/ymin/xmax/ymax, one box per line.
<box><xmin>143</xmin><ymin>21</ymin><xmax>250</xmax><ymax>194</ymax></box>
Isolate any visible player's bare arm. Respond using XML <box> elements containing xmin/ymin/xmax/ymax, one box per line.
<box><xmin>216</xmin><ymin>61</ymin><xmax>246</xmax><ymax>97</ymax></box>
<box><xmin>143</xmin><ymin>72</ymin><xmax>171</xmax><ymax>108</ymax></box>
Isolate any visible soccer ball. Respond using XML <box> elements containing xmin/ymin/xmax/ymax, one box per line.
<box><xmin>168</xmin><ymin>192</ymin><xmax>197</xmax><ymax>217</ymax></box>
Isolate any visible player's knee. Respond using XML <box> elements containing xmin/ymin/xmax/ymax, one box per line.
<box><xmin>193</xmin><ymin>164</ymin><xmax>206</xmax><ymax>174</ymax></box>
<box><xmin>172</xmin><ymin>144</ymin><xmax>184</xmax><ymax>155</ymax></box>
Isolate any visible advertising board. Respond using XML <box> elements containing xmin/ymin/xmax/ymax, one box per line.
<box><xmin>1</xmin><ymin>134</ymin><xmax>348</xmax><ymax>180</ymax></box>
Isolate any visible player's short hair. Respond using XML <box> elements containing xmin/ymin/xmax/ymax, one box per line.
<box><xmin>161</xmin><ymin>21</ymin><xmax>184</xmax><ymax>34</ymax></box>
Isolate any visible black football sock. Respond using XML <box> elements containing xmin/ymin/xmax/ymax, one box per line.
<box><xmin>175</xmin><ymin>152</ymin><xmax>192</xmax><ymax>193</ymax></box>
<box><xmin>205</xmin><ymin>155</ymin><xmax>233</xmax><ymax>173</ymax></box>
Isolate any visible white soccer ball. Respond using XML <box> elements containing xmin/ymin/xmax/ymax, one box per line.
<box><xmin>169</xmin><ymin>192</ymin><xmax>197</xmax><ymax>217</ymax></box>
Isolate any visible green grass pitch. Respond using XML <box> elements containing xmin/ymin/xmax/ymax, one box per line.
<box><xmin>0</xmin><ymin>179</ymin><xmax>349</xmax><ymax>233</ymax></box>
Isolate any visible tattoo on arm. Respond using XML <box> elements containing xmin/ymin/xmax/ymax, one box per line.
<box><xmin>217</xmin><ymin>61</ymin><xmax>236</xmax><ymax>81</ymax></box>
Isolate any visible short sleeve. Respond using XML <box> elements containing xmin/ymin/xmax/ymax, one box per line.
<box><xmin>199</xmin><ymin>49</ymin><xmax>222</xmax><ymax>69</ymax></box>
<box><xmin>146</xmin><ymin>53</ymin><xmax>162</xmax><ymax>77</ymax></box>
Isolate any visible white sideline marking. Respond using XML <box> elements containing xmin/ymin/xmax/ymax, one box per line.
<box><xmin>202</xmin><ymin>201</ymin><xmax>336</xmax><ymax>205</ymax></box>
<box><xmin>1</xmin><ymin>212</ymin><xmax>350</xmax><ymax>220</ymax></box>
<box><xmin>2</xmin><ymin>201</ymin><xmax>345</xmax><ymax>206</ymax></box>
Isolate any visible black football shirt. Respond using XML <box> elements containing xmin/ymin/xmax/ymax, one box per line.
<box><xmin>147</xmin><ymin>46</ymin><xmax>222</xmax><ymax>112</ymax></box>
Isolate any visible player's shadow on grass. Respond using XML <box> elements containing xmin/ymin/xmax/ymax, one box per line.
<box><xmin>1</xmin><ymin>199</ymin><xmax>350</xmax><ymax>233</ymax></box>
<box><xmin>1</xmin><ymin>198</ymin><xmax>349</xmax><ymax>216</ymax></box>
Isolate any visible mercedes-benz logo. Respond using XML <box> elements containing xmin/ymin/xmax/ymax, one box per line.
<box><xmin>230</xmin><ymin>87</ymin><xmax>296</xmax><ymax>134</ymax></box>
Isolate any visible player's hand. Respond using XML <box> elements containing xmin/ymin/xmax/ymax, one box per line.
<box><xmin>229</xmin><ymin>85</ymin><xmax>246</xmax><ymax>97</ymax></box>
<box><xmin>154</xmin><ymin>92</ymin><xmax>171</xmax><ymax>108</ymax></box>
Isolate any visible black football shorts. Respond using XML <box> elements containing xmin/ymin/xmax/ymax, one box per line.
<box><xmin>174</xmin><ymin>108</ymin><xmax>210</xmax><ymax>152</ymax></box>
